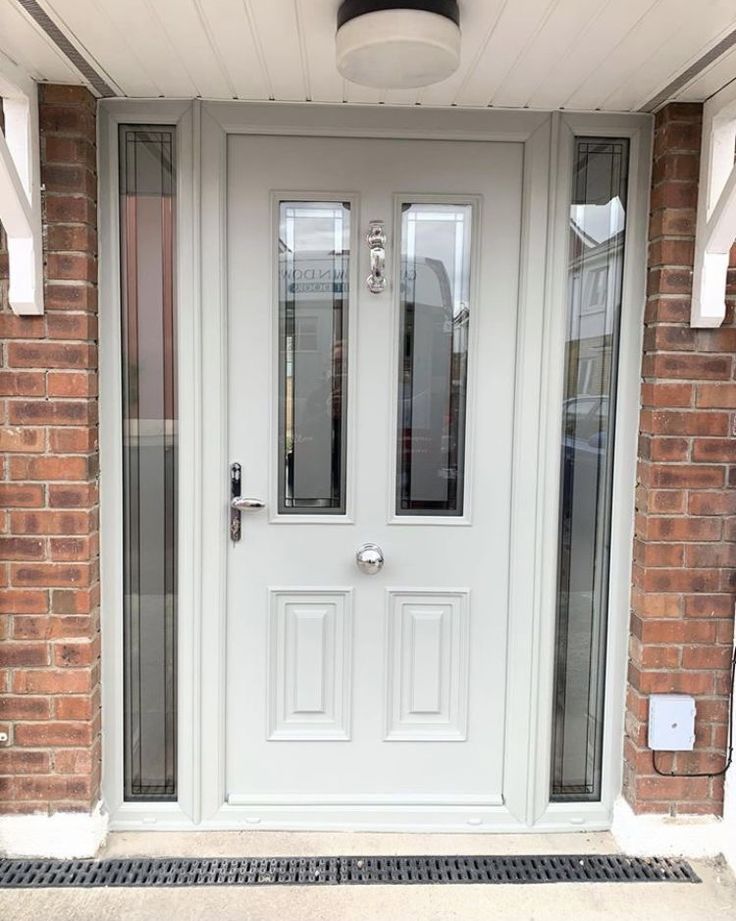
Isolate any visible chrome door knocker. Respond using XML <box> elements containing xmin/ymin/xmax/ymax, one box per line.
<box><xmin>366</xmin><ymin>220</ymin><xmax>387</xmax><ymax>293</ymax></box>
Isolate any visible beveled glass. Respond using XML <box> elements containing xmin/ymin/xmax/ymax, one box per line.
<box><xmin>119</xmin><ymin>126</ymin><xmax>177</xmax><ymax>801</ymax></box>
<box><xmin>396</xmin><ymin>203</ymin><xmax>471</xmax><ymax>517</ymax></box>
<box><xmin>278</xmin><ymin>202</ymin><xmax>350</xmax><ymax>514</ymax></box>
<box><xmin>551</xmin><ymin>138</ymin><xmax>629</xmax><ymax>801</ymax></box>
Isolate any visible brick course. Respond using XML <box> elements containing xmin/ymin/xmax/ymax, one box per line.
<box><xmin>0</xmin><ymin>85</ymin><xmax>100</xmax><ymax>815</ymax></box>
<box><xmin>624</xmin><ymin>102</ymin><xmax>736</xmax><ymax>816</ymax></box>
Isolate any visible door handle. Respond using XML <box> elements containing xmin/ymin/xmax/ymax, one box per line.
<box><xmin>230</xmin><ymin>463</ymin><xmax>265</xmax><ymax>542</ymax></box>
<box><xmin>356</xmin><ymin>542</ymin><xmax>384</xmax><ymax>575</ymax></box>
<box><xmin>231</xmin><ymin>497</ymin><xmax>265</xmax><ymax>510</ymax></box>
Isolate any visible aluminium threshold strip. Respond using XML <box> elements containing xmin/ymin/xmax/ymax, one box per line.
<box><xmin>0</xmin><ymin>854</ymin><xmax>700</xmax><ymax>888</ymax></box>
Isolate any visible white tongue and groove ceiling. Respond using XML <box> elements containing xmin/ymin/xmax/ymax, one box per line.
<box><xmin>1</xmin><ymin>0</ymin><xmax>736</xmax><ymax>109</ymax></box>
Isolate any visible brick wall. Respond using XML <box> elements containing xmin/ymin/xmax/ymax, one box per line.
<box><xmin>0</xmin><ymin>86</ymin><xmax>100</xmax><ymax>815</ymax></box>
<box><xmin>625</xmin><ymin>102</ymin><xmax>736</xmax><ymax>816</ymax></box>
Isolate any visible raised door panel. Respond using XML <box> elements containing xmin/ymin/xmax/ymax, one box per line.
<box><xmin>267</xmin><ymin>589</ymin><xmax>352</xmax><ymax>740</ymax></box>
<box><xmin>385</xmin><ymin>590</ymin><xmax>469</xmax><ymax>741</ymax></box>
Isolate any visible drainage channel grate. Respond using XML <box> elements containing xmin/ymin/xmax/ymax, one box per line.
<box><xmin>0</xmin><ymin>855</ymin><xmax>700</xmax><ymax>888</ymax></box>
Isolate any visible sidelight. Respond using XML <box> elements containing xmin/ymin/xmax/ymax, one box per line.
<box><xmin>119</xmin><ymin>126</ymin><xmax>178</xmax><ymax>801</ymax></box>
<box><xmin>551</xmin><ymin>137</ymin><xmax>629</xmax><ymax>801</ymax></box>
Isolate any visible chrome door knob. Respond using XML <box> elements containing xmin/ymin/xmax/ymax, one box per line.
<box><xmin>356</xmin><ymin>542</ymin><xmax>384</xmax><ymax>575</ymax></box>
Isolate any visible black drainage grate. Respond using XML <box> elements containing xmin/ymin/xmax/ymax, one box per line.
<box><xmin>0</xmin><ymin>854</ymin><xmax>700</xmax><ymax>888</ymax></box>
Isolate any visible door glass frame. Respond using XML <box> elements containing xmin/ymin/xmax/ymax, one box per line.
<box><xmin>268</xmin><ymin>192</ymin><xmax>360</xmax><ymax>524</ymax></box>
<box><xmin>387</xmin><ymin>194</ymin><xmax>481</xmax><ymax>528</ymax></box>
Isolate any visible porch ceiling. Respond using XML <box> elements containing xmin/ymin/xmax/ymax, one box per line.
<box><xmin>1</xmin><ymin>0</ymin><xmax>736</xmax><ymax>110</ymax></box>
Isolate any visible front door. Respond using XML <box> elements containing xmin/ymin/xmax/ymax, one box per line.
<box><xmin>225</xmin><ymin>134</ymin><xmax>522</xmax><ymax>823</ymax></box>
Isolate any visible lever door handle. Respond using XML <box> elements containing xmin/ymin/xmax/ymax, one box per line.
<box><xmin>231</xmin><ymin>497</ymin><xmax>265</xmax><ymax>510</ymax></box>
<box><xmin>230</xmin><ymin>463</ymin><xmax>264</xmax><ymax>542</ymax></box>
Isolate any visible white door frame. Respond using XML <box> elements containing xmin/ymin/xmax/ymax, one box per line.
<box><xmin>98</xmin><ymin>100</ymin><xmax>652</xmax><ymax>831</ymax></box>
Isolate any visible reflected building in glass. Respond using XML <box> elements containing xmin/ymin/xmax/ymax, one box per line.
<box><xmin>552</xmin><ymin>139</ymin><xmax>629</xmax><ymax>801</ymax></box>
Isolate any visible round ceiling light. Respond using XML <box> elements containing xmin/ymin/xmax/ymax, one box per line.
<box><xmin>336</xmin><ymin>1</ymin><xmax>461</xmax><ymax>90</ymax></box>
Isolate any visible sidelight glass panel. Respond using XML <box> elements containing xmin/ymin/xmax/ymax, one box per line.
<box><xmin>119</xmin><ymin>126</ymin><xmax>177</xmax><ymax>801</ymax></box>
<box><xmin>278</xmin><ymin>201</ymin><xmax>350</xmax><ymax>514</ymax></box>
<box><xmin>396</xmin><ymin>203</ymin><xmax>471</xmax><ymax>517</ymax></box>
<box><xmin>551</xmin><ymin>138</ymin><xmax>629</xmax><ymax>801</ymax></box>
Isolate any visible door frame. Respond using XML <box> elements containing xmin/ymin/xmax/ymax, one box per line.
<box><xmin>98</xmin><ymin>100</ymin><xmax>652</xmax><ymax>831</ymax></box>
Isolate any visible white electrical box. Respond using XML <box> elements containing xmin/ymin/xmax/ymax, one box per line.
<box><xmin>648</xmin><ymin>694</ymin><xmax>696</xmax><ymax>751</ymax></box>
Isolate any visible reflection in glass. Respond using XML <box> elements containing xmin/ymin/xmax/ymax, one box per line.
<box><xmin>551</xmin><ymin>139</ymin><xmax>629</xmax><ymax>801</ymax></box>
<box><xmin>396</xmin><ymin>204</ymin><xmax>471</xmax><ymax>517</ymax></box>
<box><xmin>278</xmin><ymin>202</ymin><xmax>350</xmax><ymax>514</ymax></box>
<box><xmin>119</xmin><ymin>127</ymin><xmax>177</xmax><ymax>800</ymax></box>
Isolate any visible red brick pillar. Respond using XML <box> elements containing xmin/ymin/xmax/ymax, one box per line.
<box><xmin>625</xmin><ymin>102</ymin><xmax>736</xmax><ymax>816</ymax></box>
<box><xmin>0</xmin><ymin>86</ymin><xmax>100</xmax><ymax>819</ymax></box>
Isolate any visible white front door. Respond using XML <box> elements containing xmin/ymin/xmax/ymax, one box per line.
<box><xmin>225</xmin><ymin>134</ymin><xmax>522</xmax><ymax>823</ymax></box>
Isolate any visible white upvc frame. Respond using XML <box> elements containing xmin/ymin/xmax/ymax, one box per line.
<box><xmin>692</xmin><ymin>81</ymin><xmax>736</xmax><ymax>328</ymax></box>
<box><xmin>98</xmin><ymin>99</ymin><xmax>198</xmax><ymax>828</ymax></box>
<box><xmin>0</xmin><ymin>53</ymin><xmax>43</xmax><ymax>315</ymax></box>
<box><xmin>533</xmin><ymin>114</ymin><xmax>652</xmax><ymax>828</ymax></box>
<box><xmin>98</xmin><ymin>100</ymin><xmax>652</xmax><ymax>832</ymax></box>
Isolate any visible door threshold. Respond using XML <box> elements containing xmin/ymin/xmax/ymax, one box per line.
<box><xmin>107</xmin><ymin>801</ymin><xmax>614</xmax><ymax>834</ymax></box>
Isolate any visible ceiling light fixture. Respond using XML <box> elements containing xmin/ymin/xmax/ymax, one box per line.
<box><xmin>336</xmin><ymin>1</ymin><xmax>461</xmax><ymax>90</ymax></box>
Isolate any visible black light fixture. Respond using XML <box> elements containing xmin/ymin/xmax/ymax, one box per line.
<box><xmin>336</xmin><ymin>1</ymin><xmax>461</xmax><ymax>89</ymax></box>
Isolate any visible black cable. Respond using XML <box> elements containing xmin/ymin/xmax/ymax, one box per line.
<box><xmin>652</xmin><ymin>644</ymin><xmax>736</xmax><ymax>779</ymax></box>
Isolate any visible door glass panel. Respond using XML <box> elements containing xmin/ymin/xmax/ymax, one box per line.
<box><xmin>278</xmin><ymin>202</ymin><xmax>350</xmax><ymax>514</ymax></box>
<box><xmin>119</xmin><ymin>126</ymin><xmax>177</xmax><ymax>801</ymax></box>
<box><xmin>551</xmin><ymin>138</ymin><xmax>629</xmax><ymax>801</ymax></box>
<box><xmin>396</xmin><ymin>203</ymin><xmax>471</xmax><ymax>517</ymax></box>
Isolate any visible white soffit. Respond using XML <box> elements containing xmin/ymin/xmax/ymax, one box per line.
<box><xmin>0</xmin><ymin>0</ymin><xmax>735</xmax><ymax>109</ymax></box>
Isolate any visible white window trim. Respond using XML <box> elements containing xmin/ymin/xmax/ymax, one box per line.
<box><xmin>692</xmin><ymin>81</ymin><xmax>736</xmax><ymax>328</ymax></box>
<box><xmin>0</xmin><ymin>53</ymin><xmax>44</xmax><ymax>315</ymax></box>
<box><xmin>98</xmin><ymin>100</ymin><xmax>197</xmax><ymax>827</ymax></box>
<box><xmin>535</xmin><ymin>114</ymin><xmax>652</xmax><ymax>826</ymax></box>
<box><xmin>97</xmin><ymin>100</ymin><xmax>652</xmax><ymax>832</ymax></box>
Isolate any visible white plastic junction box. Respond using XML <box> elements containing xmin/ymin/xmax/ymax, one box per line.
<box><xmin>648</xmin><ymin>694</ymin><xmax>696</xmax><ymax>751</ymax></box>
